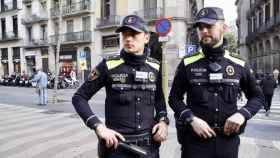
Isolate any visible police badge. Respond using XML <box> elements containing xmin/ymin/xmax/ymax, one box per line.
<box><xmin>226</xmin><ymin>65</ymin><xmax>235</xmax><ymax>76</ymax></box>
<box><xmin>148</xmin><ymin>72</ymin><xmax>156</xmax><ymax>82</ymax></box>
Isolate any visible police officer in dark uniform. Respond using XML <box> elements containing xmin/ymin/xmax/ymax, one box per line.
<box><xmin>168</xmin><ymin>7</ymin><xmax>265</xmax><ymax>158</ymax></box>
<box><xmin>72</xmin><ymin>15</ymin><xmax>169</xmax><ymax>158</ymax></box>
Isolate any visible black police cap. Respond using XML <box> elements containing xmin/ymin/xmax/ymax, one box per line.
<box><xmin>194</xmin><ymin>7</ymin><xmax>225</xmax><ymax>27</ymax></box>
<box><xmin>115</xmin><ymin>15</ymin><xmax>149</xmax><ymax>33</ymax></box>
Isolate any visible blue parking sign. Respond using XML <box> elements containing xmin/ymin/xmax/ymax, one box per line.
<box><xmin>186</xmin><ymin>45</ymin><xmax>197</xmax><ymax>56</ymax></box>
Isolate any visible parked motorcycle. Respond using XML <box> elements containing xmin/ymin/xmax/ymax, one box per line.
<box><xmin>63</xmin><ymin>76</ymin><xmax>79</xmax><ymax>89</ymax></box>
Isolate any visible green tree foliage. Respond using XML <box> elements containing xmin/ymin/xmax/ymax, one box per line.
<box><xmin>224</xmin><ymin>32</ymin><xmax>238</xmax><ymax>55</ymax></box>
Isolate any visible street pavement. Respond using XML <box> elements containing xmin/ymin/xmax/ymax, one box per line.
<box><xmin>0</xmin><ymin>86</ymin><xmax>280</xmax><ymax>158</ymax></box>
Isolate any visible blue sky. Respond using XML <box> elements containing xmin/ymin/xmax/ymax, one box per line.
<box><xmin>204</xmin><ymin>0</ymin><xmax>237</xmax><ymax>25</ymax></box>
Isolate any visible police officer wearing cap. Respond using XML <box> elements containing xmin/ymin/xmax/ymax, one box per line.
<box><xmin>168</xmin><ymin>7</ymin><xmax>265</xmax><ymax>158</ymax></box>
<box><xmin>72</xmin><ymin>15</ymin><xmax>169</xmax><ymax>158</ymax></box>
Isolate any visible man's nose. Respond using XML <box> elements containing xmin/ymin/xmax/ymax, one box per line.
<box><xmin>124</xmin><ymin>35</ymin><xmax>133</xmax><ymax>41</ymax></box>
<box><xmin>200</xmin><ymin>27</ymin><xmax>209</xmax><ymax>33</ymax></box>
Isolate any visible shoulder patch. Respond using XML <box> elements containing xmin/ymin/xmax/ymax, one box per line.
<box><xmin>184</xmin><ymin>51</ymin><xmax>200</xmax><ymax>58</ymax></box>
<box><xmin>104</xmin><ymin>54</ymin><xmax>121</xmax><ymax>61</ymax></box>
<box><xmin>146</xmin><ymin>59</ymin><xmax>160</xmax><ymax>71</ymax></box>
<box><xmin>183</xmin><ymin>51</ymin><xmax>205</xmax><ymax>66</ymax></box>
<box><xmin>88</xmin><ymin>68</ymin><xmax>100</xmax><ymax>81</ymax></box>
<box><xmin>106</xmin><ymin>58</ymin><xmax>124</xmax><ymax>70</ymax></box>
<box><xmin>224</xmin><ymin>50</ymin><xmax>245</xmax><ymax>67</ymax></box>
<box><xmin>230</xmin><ymin>52</ymin><xmax>244</xmax><ymax>60</ymax></box>
<box><xmin>147</xmin><ymin>57</ymin><xmax>160</xmax><ymax>65</ymax></box>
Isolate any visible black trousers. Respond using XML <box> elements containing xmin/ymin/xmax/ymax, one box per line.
<box><xmin>181</xmin><ymin>134</ymin><xmax>240</xmax><ymax>158</ymax></box>
<box><xmin>264</xmin><ymin>94</ymin><xmax>273</xmax><ymax>111</ymax></box>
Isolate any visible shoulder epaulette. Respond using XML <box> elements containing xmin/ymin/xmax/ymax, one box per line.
<box><xmin>230</xmin><ymin>52</ymin><xmax>244</xmax><ymax>60</ymax></box>
<box><xmin>146</xmin><ymin>57</ymin><xmax>160</xmax><ymax>71</ymax></box>
<box><xmin>105</xmin><ymin>55</ymin><xmax>124</xmax><ymax>70</ymax></box>
<box><xmin>184</xmin><ymin>51</ymin><xmax>200</xmax><ymax>58</ymax></box>
<box><xmin>104</xmin><ymin>54</ymin><xmax>121</xmax><ymax>61</ymax></box>
<box><xmin>224</xmin><ymin>50</ymin><xmax>245</xmax><ymax>67</ymax></box>
<box><xmin>183</xmin><ymin>51</ymin><xmax>205</xmax><ymax>66</ymax></box>
<box><xmin>147</xmin><ymin>57</ymin><xmax>160</xmax><ymax>65</ymax></box>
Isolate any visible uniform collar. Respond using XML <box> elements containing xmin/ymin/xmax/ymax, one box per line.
<box><xmin>120</xmin><ymin>47</ymin><xmax>150</xmax><ymax>66</ymax></box>
<box><xmin>201</xmin><ymin>38</ymin><xmax>227</xmax><ymax>62</ymax></box>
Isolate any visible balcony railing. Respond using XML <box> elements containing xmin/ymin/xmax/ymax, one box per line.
<box><xmin>24</xmin><ymin>38</ymin><xmax>49</xmax><ymax>48</ymax></box>
<box><xmin>135</xmin><ymin>7</ymin><xmax>186</xmax><ymax>21</ymax></box>
<box><xmin>96</xmin><ymin>15</ymin><xmax>121</xmax><ymax>28</ymax></box>
<box><xmin>0</xmin><ymin>2</ymin><xmax>18</xmax><ymax>12</ymax></box>
<box><xmin>0</xmin><ymin>31</ymin><xmax>19</xmax><ymax>42</ymax></box>
<box><xmin>50</xmin><ymin>31</ymin><xmax>92</xmax><ymax>44</ymax></box>
<box><xmin>1</xmin><ymin>55</ymin><xmax>8</xmax><ymax>60</ymax></box>
<box><xmin>50</xmin><ymin>0</ymin><xmax>91</xmax><ymax>18</ymax></box>
<box><xmin>21</xmin><ymin>13</ymin><xmax>48</xmax><ymax>25</ymax></box>
<box><xmin>22</xmin><ymin>0</ymin><xmax>32</xmax><ymax>4</ymax></box>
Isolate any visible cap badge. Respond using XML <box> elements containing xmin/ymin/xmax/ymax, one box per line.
<box><xmin>199</xmin><ymin>9</ymin><xmax>208</xmax><ymax>17</ymax></box>
<box><xmin>125</xmin><ymin>16</ymin><xmax>136</xmax><ymax>24</ymax></box>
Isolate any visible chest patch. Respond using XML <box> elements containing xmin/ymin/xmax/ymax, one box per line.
<box><xmin>148</xmin><ymin>72</ymin><xmax>156</xmax><ymax>82</ymax></box>
<box><xmin>111</xmin><ymin>73</ymin><xmax>128</xmax><ymax>83</ymax></box>
<box><xmin>226</xmin><ymin>65</ymin><xmax>235</xmax><ymax>76</ymax></box>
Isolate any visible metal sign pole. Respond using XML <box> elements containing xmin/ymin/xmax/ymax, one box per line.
<box><xmin>162</xmin><ymin>42</ymin><xmax>168</xmax><ymax>104</ymax></box>
<box><xmin>156</xmin><ymin>18</ymin><xmax>171</xmax><ymax>105</ymax></box>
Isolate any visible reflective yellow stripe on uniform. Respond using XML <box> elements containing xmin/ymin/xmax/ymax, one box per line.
<box><xmin>146</xmin><ymin>60</ymin><xmax>160</xmax><ymax>71</ymax></box>
<box><xmin>106</xmin><ymin>58</ymin><xmax>125</xmax><ymax>70</ymax></box>
<box><xmin>224</xmin><ymin>50</ymin><xmax>245</xmax><ymax>67</ymax></box>
<box><xmin>183</xmin><ymin>52</ymin><xmax>205</xmax><ymax>66</ymax></box>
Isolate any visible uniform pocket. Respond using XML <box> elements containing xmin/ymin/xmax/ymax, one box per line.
<box><xmin>111</xmin><ymin>86</ymin><xmax>132</xmax><ymax>105</ymax></box>
<box><xmin>189</xmin><ymin>84</ymin><xmax>209</xmax><ymax>105</ymax></box>
<box><xmin>222</xmin><ymin>84</ymin><xmax>238</xmax><ymax>103</ymax></box>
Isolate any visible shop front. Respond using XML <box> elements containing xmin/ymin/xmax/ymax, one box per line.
<box><xmin>1</xmin><ymin>59</ymin><xmax>9</xmax><ymax>76</ymax></box>
<box><xmin>13</xmin><ymin>47</ymin><xmax>21</xmax><ymax>73</ymax></box>
<box><xmin>59</xmin><ymin>50</ymin><xmax>77</xmax><ymax>77</ymax></box>
<box><xmin>24</xmin><ymin>51</ymin><xmax>36</xmax><ymax>76</ymax></box>
<box><xmin>1</xmin><ymin>48</ymin><xmax>9</xmax><ymax>76</ymax></box>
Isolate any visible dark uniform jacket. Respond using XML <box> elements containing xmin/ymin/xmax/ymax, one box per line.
<box><xmin>72</xmin><ymin>48</ymin><xmax>167</xmax><ymax>134</ymax></box>
<box><xmin>260</xmin><ymin>76</ymin><xmax>277</xmax><ymax>95</ymax></box>
<box><xmin>169</xmin><ymin>49</ymin><xmax>265</xmax><ymax>134</ymax></box>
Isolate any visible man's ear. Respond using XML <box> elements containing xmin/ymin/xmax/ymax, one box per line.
<box><xmin>223</xmin><ymin>23</ymin><xmax>229</xmax><ymax>33</ymax></box>
<box><xmin>144</xmin><ymin>33</ymin><xmax>150</xmax><ymax>44</ymax></box>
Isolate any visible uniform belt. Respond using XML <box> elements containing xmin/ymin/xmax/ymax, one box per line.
<box><xmin>211</xmin><ymin>126</ymin><xmax>224</xmax><ymax>134</ymax></box>
<box><xmin>123</xmin><ymin>132</ymin><xmax>151</xmax><ymax>146</ymax></box>
<box><xmin>211</xmin><ymin>126</ymin><xmax>238</xmax><ymax>137</ymax></box>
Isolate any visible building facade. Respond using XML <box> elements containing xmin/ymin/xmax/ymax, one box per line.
<box><xmin>236</xmin><ymin>0</ymin><xmax>280</xmax><ymax>74</ymax></box>
<box><xmin>0</xmin><ymin>0</ymin><xmax>204</xmax><ymax>80</ymax></box>
<box><xmin>0</xmin><ymin>0</ymin><xmax>23</xmax><ymax>76</ymax></box>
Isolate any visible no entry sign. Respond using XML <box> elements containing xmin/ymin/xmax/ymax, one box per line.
<box><xmin>155</xmin><ymin>18</ymin><xmax>172</xmax><ymax>36</ymax></box>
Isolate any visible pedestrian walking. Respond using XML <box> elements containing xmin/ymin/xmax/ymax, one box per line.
<box><xmin>72</xmin><ymin>15</ymin><xmax>169</xmax><ymax>158</ymax></box>
<box><xmin>260</xmin><ymin>73</ymin><xmax>277</xmax><ymax>116</ymax></box>
<box><xmin>168</xmin><ymin>7</ymin><xmax>265</xmax><ymax>158</ymax></box>
<box><xmin>273</xmin><ymin>68</ymin><xmax>279</xmax><ymax>87</ymax></box>
<box><xmin>32</xmin><ymin>68</ymin><xmax>48</xmax><ymax>105</ymax></box>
